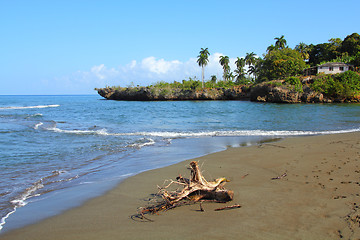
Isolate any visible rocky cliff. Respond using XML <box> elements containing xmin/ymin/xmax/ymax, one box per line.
<box><xmin>96</xmin><ymin>82</ymin><xmax>359</xmax><ymax>103</ymax></box>
<box><xmin>97</xmin><ymin>86</ymin><xmax>251</xmax><ymax>101</ymax></box>
<box><xmin>249</xmin><ymin>82</ymin><xmax>330</xmax><ymax>103</ymax></box>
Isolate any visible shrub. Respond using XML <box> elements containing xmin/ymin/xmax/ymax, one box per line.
<box><xmin>285</xmin><ymin>76</ymin><xmax>303</xmax><ymax>93</ymax></box>
<box><xmin>268</xmin><ymin>81</ymin><xmax>283</xmax><ymax>87</ymax></box>
<box><xmin>311</xmin><ymin>71</ymin><xmax>360</xmax><ymax>98</ymax></box>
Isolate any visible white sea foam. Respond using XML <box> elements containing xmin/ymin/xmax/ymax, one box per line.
<box><xmin>128</xmin><ymin>138</ymin><xmax>156</xmax><ymax>148</ymax></box>
<box><xmin>0</xmin><ymin>170</ymin><xmax>131</xmax><ymax>231</ymax></box>
<box><xmin>34</xmin><ymin>122</ymin><xmax>43</xmax><ymax>130</ymax></box>
<box><xmin>0</xmin><ymin>170</ymin><xmax>72</xmax><ymax>232</ymax></box>
<box><xmin>11</xmin><ymin>180</ymin><xmax>45</xmax><ymax>208</ymax></box>
<box><xmin>0</xmin><ymin>180</ymin><xmax>44</xmax><ymax>232</ymax></box>
<box><xmin>28</xmin><ymin>113</ymin><xmax>43</xmax><ymax>118</ymax></box>
<box><xmin>0</xmin><ymin>209</ymin><xmax>16</xmax><ymax>231</ymax></box>
<box><xmin>0</xmin><ymin>104</ymin><xmax>60</xmax><ymax>110</ymax></box>
<box><xmin>116</xmin><ymin>128</ymin><xmax>360</xmax><ymax>138</ymax></box>
<box><xmin>45</xmin><ymin>127</ymin><xmax>360</xmax><ymax>138</ymax></box>
<box><xmin>46</xmin><ymin>127</ymin><xmax>109</xmax><ymax>135</ymax></box>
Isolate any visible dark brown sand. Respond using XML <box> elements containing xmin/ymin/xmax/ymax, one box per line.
<box><xmin>1</xmin><ymin>132</ymin><xmax>360</xmax><ymax>240</ymax></box>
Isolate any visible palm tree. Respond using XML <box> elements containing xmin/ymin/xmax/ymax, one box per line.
<box><xmin>247</xmin><ymin>65</ymin><xmax>256</xmax><ymax>77</ymax></box>
<box><xmin>245</xmin><ymin>52</ymin><xmax>257</xmax><ymax>80</ymax></box>
<box><xmin>197</xmin><ymin>48</ymin><xmax>210</xmax><ymax>88</ymax></box>
<box><xmin>210</xmin><ymin>75</ymin><xmax>217</xmax><ymax>83</ymax></box>
<box><xmin>219</xmin><ymin>55</ymin><xmax>230</xmax><ymax>81</ymax></box>
<box><xmin>235</xmin><ymin>57</ymin><xmax>245</xmax><ymax>69</ymax></box>
<box><xmin>274</xmin><ymin>35</ymin><xmax>287</xmax><ymax>50</ymax></box>
<box><xmin>245</xmin><ymin>52</ymin><xmax>256</xmax><ymax>67</ymax></box>
<box><xmin>234</xmin><ymin>57</ymin><xmax>246</xmax><ymax>82</ymax></box>
<box><xmin>266</xmin><ymin>44</ymin><xmax>276</xmax><ymax>53</ymax></box>
<box><xmin>295</xmin><ymin>42</ymin><xmax>310</xmax><ymax>61</ymax></box>
<box><xmin>226</xmin><ymin>72</ymin><xmax>235</xmax><ymax>82</ymax></box>
<box><xmin>248</xmin><ymin>62</ymin><xmax>261</xmax><ymax>82</ymax></box>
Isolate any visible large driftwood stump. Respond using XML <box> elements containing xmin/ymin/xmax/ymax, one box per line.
<box><xmin>133</xmin><ymin>161</ymin><xmax>234</xmax><ymax>221</ymax></box>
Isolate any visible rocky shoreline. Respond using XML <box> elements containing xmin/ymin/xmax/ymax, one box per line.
<box><xmin>96</xmin><ymin>81</ymin><xmax>359</xmax><ymax>103</ymax></box>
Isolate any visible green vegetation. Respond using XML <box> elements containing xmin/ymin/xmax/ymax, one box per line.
<box><xmin>234</xmin><ymin>57</ymin><xmax>247</xmax><ymax>83</ymax></box>
<box><xmin>197</xmin><ymin>48</ymin><xmax>210</xmax><ymax>89</ymax></box>
<box><xmin>103</xmin><ymin>33</ymin><xmax>360</xmax><ymax>101</ymax></box>
<box><xmin>257</xmin><ymin>48</ymin><xmax>307</xmax><ymax>82</ymax></box>
<box><xmin>284</xmin><ymin>76</ymin><xmax>303</xmax><ymax>93</ymax></box>
<box><xmin>150</xmin><ymin>77</ymin><xmax>238</xmax><ymax>90</ymax></box>
<box><xmin>307</xmin><ymin>33</ymin><xmax>360</xmax><ymax>67</ymax></box>
<box><xmin>311</xmin><ymin>71</ymin><xmax>360</xmax><ymax>99</ymax></box>
<box><xmin>219</xmin><ymin>56</ymin><xmax>230</xmax><ymax>81</ymax></box>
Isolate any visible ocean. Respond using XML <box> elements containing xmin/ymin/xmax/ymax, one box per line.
<box><xmin>0</xmin><ymin>95</ymin><xmax>359</xmax><ymax>232</ymax></box>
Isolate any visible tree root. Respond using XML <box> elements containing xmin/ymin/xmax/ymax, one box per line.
<box><xmin>132</xmin><ymin>161</ymin><xmax>234</xmax><ymax>221</ymax></box>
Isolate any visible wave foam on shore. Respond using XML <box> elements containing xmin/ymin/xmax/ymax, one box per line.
<box><xmin>45</xmin><ymin>126</ymin><xmax>360</xmax><ymax>138</ymax></box>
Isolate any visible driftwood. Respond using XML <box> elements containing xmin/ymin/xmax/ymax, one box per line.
<box><xmin>271</xmin><ymin>172</ymin><xmax>287</xmax><ymax>180</ymax></box>
<box><xmin>132</xmin><ymin>161</ymin><xmax>234</xmax><ymax>221</ymax></box>
<box><xmin>214</xmin><ymin>204</ymin><xmax>242</xmax><ymax>211</ymax></box>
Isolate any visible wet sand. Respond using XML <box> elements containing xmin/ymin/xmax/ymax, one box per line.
<box><xmin>1</xmin><ymin>132</ymin><xmax>360</xmax><ymax>240</ymax></box>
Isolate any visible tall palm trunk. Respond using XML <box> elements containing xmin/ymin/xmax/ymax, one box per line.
<box><xmin>202</xmin><ymin>65</ymin><xmax>205</xmax><ymax>89</ymax></box>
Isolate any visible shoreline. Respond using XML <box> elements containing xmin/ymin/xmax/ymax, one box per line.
<box><xmin>0</xmin><ymin>135</ymin><xmax>273</xmax><ymax>233</ymax></box>
<box><xmin>1</xmin><ymin>132</ymin><xmax>360</xmax><ymax>239</ymax></box>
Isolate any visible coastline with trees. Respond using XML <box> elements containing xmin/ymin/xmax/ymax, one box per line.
<box><xmin>96</xmin><ymin>33</ymin><xmax>360</xmax><ymax>103</ymax></box>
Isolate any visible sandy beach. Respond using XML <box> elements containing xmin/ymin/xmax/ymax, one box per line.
<box><xmin>1</xmin><ymin>132</ymin><xmax>360</xmax><ymax>240</ymax></box>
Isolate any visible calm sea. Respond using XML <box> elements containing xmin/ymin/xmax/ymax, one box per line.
<box><xmin>0</xmin><ymin>95</ymin><xmax>359</xmax><ymax>232</ymax></box>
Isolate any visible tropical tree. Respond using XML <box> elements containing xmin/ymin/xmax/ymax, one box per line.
<box><xmin>235</xmin><ymin>57</ymin><xmax>245</xmax><ymax>69</ymax></box>
<box><xmin>226</xmin><ymin>72</ymin><xmax>235</xmax><ymax>82</ymax></box>
<box><xmin>234</xmin><ymin>57</ymin><xmax>246</xmax><ymax>82</ymax></box>
<box><xmin>219</xmin><ymin>55</ymin><xmax>230</xmax><ymax>81</ymax></box>
<box><xmin>245</xmin><ymin>52</ymin><xmax>256</xmax><ymax>67</ymax></box>
<box><xmin>197</xmin><ymin>48</ymin><xmax>210</xmax><ymax>88</ymax></box>
<box><xmin>274</xmin><ymin>35</ymin><xmax>287</xmax><ymax>50</ymax></box>
<box><xmin>267</xmin><ymin>44</ymin><xmax>277</xmax><ymax>53</ymax></box>
<box><xmin>245</xmin><ymin>52</ymin><xmax>257</xmax><ymax>79</ymax></box>
<box><xmin>341</xmin><ymin>33</ymin><xmax>360</xmax><ymax>56</ymax></box>
<box><xmin>308</xmin><ymin>43</ymin><xmax>338</xmax><ymax>66</ymax></box>
<box><xmin>247</xmin><ymin>65</ymin><xmax>257</xmax><ymax>80</ymax></box>
<box><xmin>351</xmin><ymin>52</ymin><xmax>360</xmax><ymax>68</ymax></box>
<box><xmin>257</xmin><ymin>48</ymin><xmax>306</xmax><ymax>81</ymax></box>
<box><xmin>248</xmin><ymin>58</ymin><xmax>263</xmax><ymax>82</ymax></box>
<box><xmin>329</xmin><ymin>38</ymin><xmax>342</xmax><ymax>48</ymax></box>
<box><xmin>295</xmin><ymin>42</ymin><xmax>310</xmax><ymax>61</ymax></box>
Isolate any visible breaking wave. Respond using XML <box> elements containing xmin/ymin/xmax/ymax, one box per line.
<box><xmin>0</xmin><ymin>105</ymin><xmax>60</xmax><ymax>110</ymax></box>
<box><xmin>34</xmin><ymin>122</ymin><xmax>43</xmax><ymax>130</ymax></box>
<box><xmin>128</xmin><ymin>138</ymin><xmax>156</xmax><ymax>148</ymax></box>
<box><xmin>46</xmin><ymin>127</ymin><xmax>109</xmax><ymax>135</ymax></box>
<box><xmin>45</xmin><ymin>126</ymin><xmax>360</xmax><ymax>138</ymax></box>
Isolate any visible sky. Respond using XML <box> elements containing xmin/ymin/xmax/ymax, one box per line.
<box><xmin>1</xmin><ymin>0</ymin><xmax>359</xmax><ymax>95</ymax></box>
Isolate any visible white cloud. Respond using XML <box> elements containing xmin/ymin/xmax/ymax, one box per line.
<box><xmin>128</xmin><ymin>60</ymin><xmax>137</xmax><ymax>69</ymax></box>
<box><xmin>141</xmin><ymin>57</ymin><xmax>181</xmax><ymax>74</ymax></box>
<box><xmin>52</xmin><ymin>53</ymin><xmax>244</xmax><ymax>94</ymax></box>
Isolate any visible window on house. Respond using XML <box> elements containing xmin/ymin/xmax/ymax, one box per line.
<box><xmin>329</xmin><ymin>67</ymin><xmax>333</xmax><ymax>71</ymax></box>
<box><xmin>339</xmin><ymin>67</ymin><xmax>344</xmax><ymax>71</ymax></box>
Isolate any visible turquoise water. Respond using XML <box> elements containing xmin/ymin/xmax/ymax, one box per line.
<box><xmin>0</xmin><ymin>95</ymin><xmax>359</xmax><ymax>231</ymax></box>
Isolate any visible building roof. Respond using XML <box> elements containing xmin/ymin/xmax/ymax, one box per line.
<box><xmin>317</xmin><ymin>62</ymin><xmax>352</xmax><ymax>68</ymax></box>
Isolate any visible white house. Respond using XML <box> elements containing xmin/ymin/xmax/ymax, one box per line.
<box><xmin>317</xmin><ymin>62</ymin><xmax>352</xmax><ymax>74</ymax></box>
<box><xmin>303</xmin><ymin>62</ymin><xmax>353</xmax><ymax>76</ymax></box>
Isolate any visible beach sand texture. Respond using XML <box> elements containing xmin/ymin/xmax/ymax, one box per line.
<box><xmin>1</xmin><ymin>132</ymin><xmax>360</xmax><ymax>240</ymax></box>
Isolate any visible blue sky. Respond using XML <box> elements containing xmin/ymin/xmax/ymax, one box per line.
<box><xmin>1</xmin><ymin>0</ymin><xmax>359</xmax><ymax>95</ymax></box>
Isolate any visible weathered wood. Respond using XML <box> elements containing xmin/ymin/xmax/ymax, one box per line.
<box><xmin>214</xmin><ymin>204</ymin><xmax>242</xmax><ymax>211</ymax></box>
<box><xmin>132</xmin><ymin>161</ymin><xmax>234</xmax><ymax>221</ymax></box>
